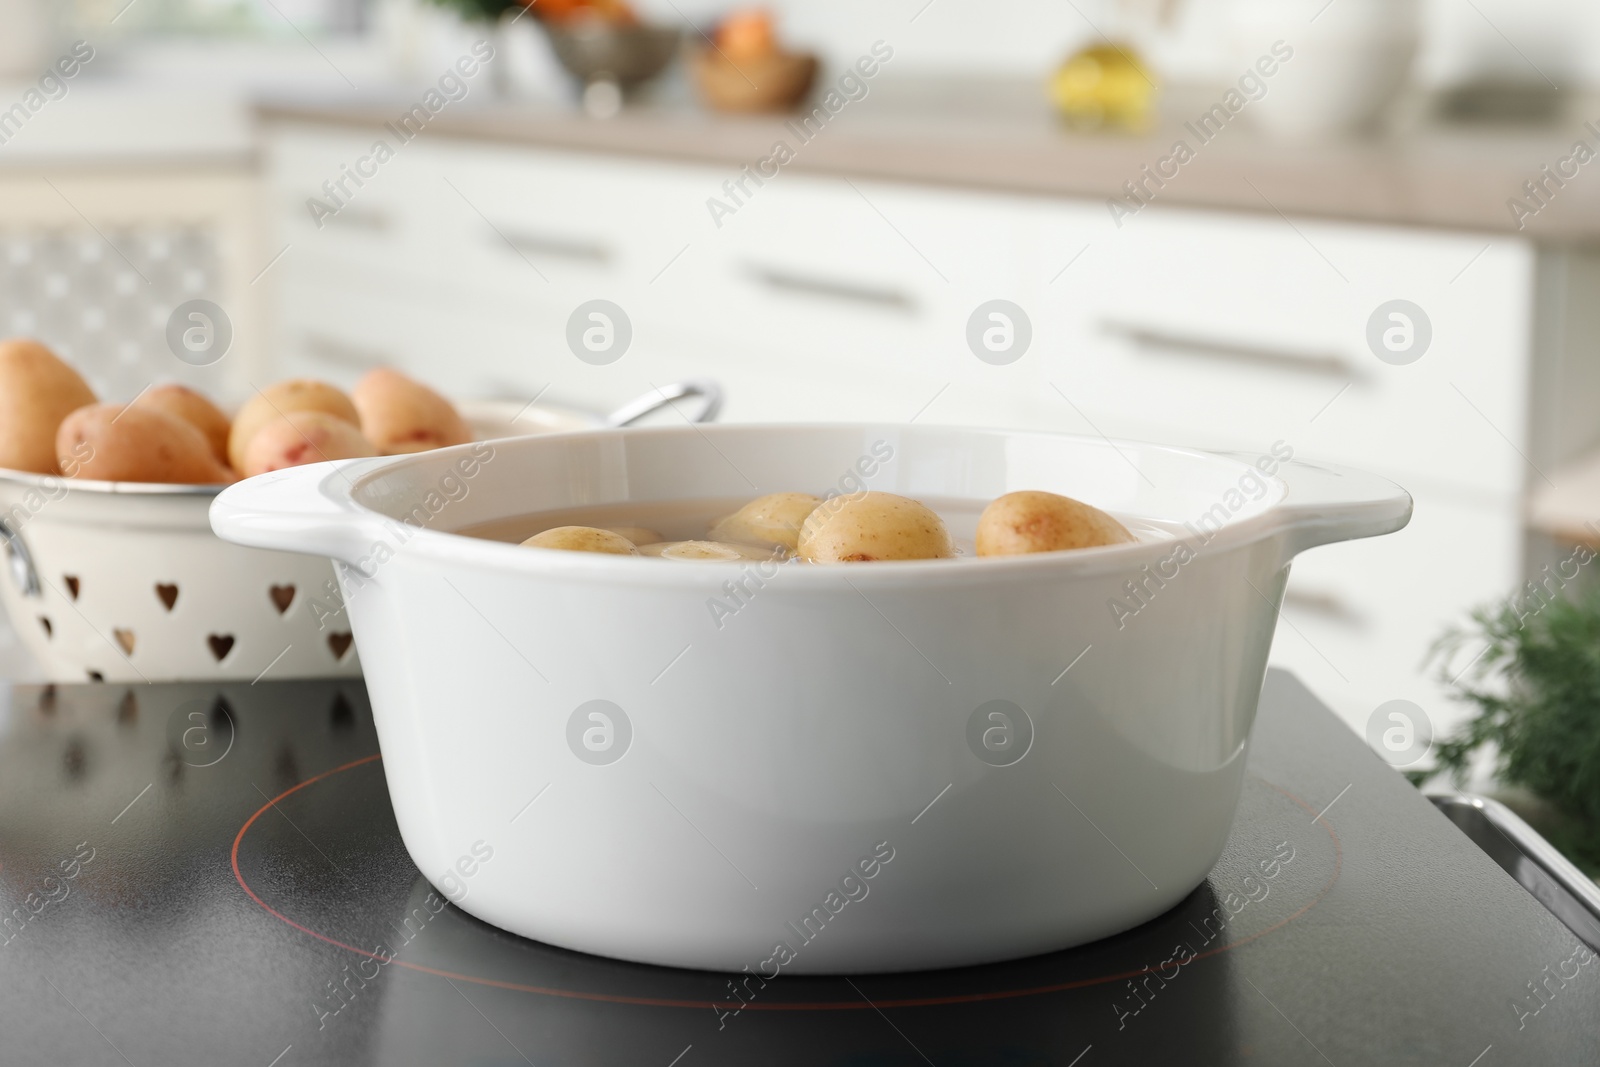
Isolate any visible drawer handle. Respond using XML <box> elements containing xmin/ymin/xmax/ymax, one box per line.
<box><xmin>1101</xmin><ymin>320</ymin><xmax>1360</xmax><ymax>380</ymax></box>
<box><xmin>746</xmin><ymin>263</ymin><xmax>916</xmax><ymax>311</ymax></box>
<box><xmin>1282</xmin><ymin>587</ymin><xmax>1366</xmax><ymax>627</ymax></box>
<box><xmin>312</xmin><ymin>205</ymin><xmax>392</xmax><ymax>233</ymax></box>
<box><xmin>302</xmin><ymin>332</ymin><xmax>390</xmax><ymax>370</ymax></box>
<box><xmin>495</xmin><ymin>228</ymin><xmax>611</xmax><ymax>265</ymax></box>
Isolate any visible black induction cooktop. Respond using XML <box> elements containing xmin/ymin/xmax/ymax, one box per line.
<box><xmin>1</xmin><ymin>670</ymin><xmax>1596</xmax><ymax>1066</ymax></box>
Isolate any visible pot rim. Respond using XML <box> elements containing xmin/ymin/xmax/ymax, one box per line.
<box><xmin>213</xmin><ymin>422</ymin><xmax>1413</xmax><ymax>589</ymax></box>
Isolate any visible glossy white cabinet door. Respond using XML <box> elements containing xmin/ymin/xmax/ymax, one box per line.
<box><xmin>1033</xmin><ymin>202</ymin><xmax>1535</xmax><ymax>497</ymax></box>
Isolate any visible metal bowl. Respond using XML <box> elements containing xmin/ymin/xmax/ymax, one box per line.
<box><xmin>542</xmin><ymin>21</ymin><xmax>681</xmax><ymax>90</ymax></box>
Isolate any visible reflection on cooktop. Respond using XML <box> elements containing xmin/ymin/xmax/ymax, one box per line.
<box><xmin>1</xmin><ymin>676</ymin><xmax>1595</xmax><ymax>1066</ymax></box>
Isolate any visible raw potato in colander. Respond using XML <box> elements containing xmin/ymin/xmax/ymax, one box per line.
<box><xmin>56</xmin><ymin>404</ymin><xmax>234</xmax><ymax>485</ymax></box>
<box><xmin>353</xmin><ymin>368</ymin><xmax>473</xmax><ymax>455</ymax></box>
<box><xmin>132</xmin><ymin>384</ymin><xmax>233</xmax><ymax>468</ymax></box>
<box><xmin>240</xmin><ymin>410</ymin><xmax>378</xmax><ymax>478</ymax></box>
<box><xmin>227</xmin><ymin>379</ymin><xmax>362</xmax><ymax>473</ymax></box>
<box><xmin>0</xmin><ymin>338</ymin><xmax>97</xmax><ymax>475</ymax></box>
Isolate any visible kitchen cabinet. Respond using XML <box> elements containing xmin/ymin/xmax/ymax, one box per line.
<box><xmin>262</xmin><ymin>121</ymin><xmax>1596</xmax><ymax>740</ymax></box>
<box><xmin>265</xmin><ymin>126</ymin><xmax>1052</xmax><ymax>425</ymax></box>
<box><xmin>1035</xmin><ymin>209</ymin><xmax>1535</xmax><ymax>492</ymax></box>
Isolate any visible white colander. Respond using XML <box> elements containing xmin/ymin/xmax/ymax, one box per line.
<box><xmin>0</xmin><ymin>381</ymin><xmax>720</xmax><ymax>683</ymax></box>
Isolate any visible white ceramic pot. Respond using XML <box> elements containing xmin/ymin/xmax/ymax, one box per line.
<box><xmin>1224</xmin><ymin>0</ymin><xmax>1420</xmax><ymax>137</ymax></box>
<box><xmin>0</xmin><ymin>382</ymin><xmax>719</xmax><ymax>683</ymax></box>
<box><xmin>211</xmin><ymin>425</ymin><xmax>1410</xmax><ymax>973</ymax></box>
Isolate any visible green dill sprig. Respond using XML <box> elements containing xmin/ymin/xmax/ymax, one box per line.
<box><xmin>1414</xmin><ymin>587</ymin><xmax>1600</xmax><ymax>875</ymax></box>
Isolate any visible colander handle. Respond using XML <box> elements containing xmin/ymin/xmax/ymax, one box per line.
<box><xmin>1259</xmin><ymin>455</ymin><xmax>1413</xmax><ymax>563</ymax></box>
<box><xmin>0</xmin><ymin>516</ymin><xmax>40</xmax><ymax>598</ymax></box>
<box><xmin>210</xmin><ymin>460</ymin><xmax>383</xmax><ymax>566</ymax></box>
<box><xmin>603</xmin><ymin>379</ymin><xmax>723</xmax><ymax>427</ymax></box>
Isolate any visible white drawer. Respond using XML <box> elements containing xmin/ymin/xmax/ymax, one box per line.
<box><xmin>678</xmin><ymin>176</ymin><xmax>1059</xmax><ymax>425</ymax></box>
<box><xmin>1269</xmin><ymin>486</ymin><xmax>1520</xmax><ymax>741</ymax></box>
<box><xmin>275</xmin><ymin>251</ymin><xmax>757</xmax><ymax>420</ymax></box>
<box><xmin>269</xmin><ymin>131</ymin><xmax>705</xmax><ymax>321</ymax></box>
<box><xmin>407</xmin><ymin>141</ymin><xmax>705</xmax><ymax>292</ymax></box>
<box><xmin>1038</xmin><ymin>205</ymin><xmax>1536</xmax><ymax>495</ymax></box>
<box><xmin>276</xmin><ymin>258</ymin><xmax>571</xmax><ymax>398</ymax></box>
<box><xmin>267</xmin><ymin>125</ymin><xmax>438</xmax><ymax>276</ymax></box>
<box><xmin>713</xmin><ymin>179</ymin><xmax>1024</xmax><ymax>348</ymax></box>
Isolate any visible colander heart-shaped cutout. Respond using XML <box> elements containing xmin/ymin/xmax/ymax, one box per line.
<box><xmin>327</xmin><ymin>632</ymin><xmax>354</xmax><ymax>661</ymax></box>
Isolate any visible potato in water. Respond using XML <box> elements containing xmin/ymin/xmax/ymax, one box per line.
<box><xmin>708</xmin><ymin>492</ymin><xmax>821</xmax><ymax>551</ymax></box>
<box><xmin>523</xmin><ymin>526</ymin><xmax>640</xmax><ymax>555</ymax></box>
<box><xmin>798</xmin><ymin>492</ymin><xmax>955</xmax><ymax>563</ymax></box>
<box><xmin>0</xmin><ymin>338</ymin><xmax>97</xmax><ymax>474</ymax></box>
<box><xmin>239</xmin><ymin>410</ymin><xmax>377</xmax><ymax>478</ymax></box>
<box><xmin>602</xmin><ymin>525</ymin><xmax>663</xmax><ymax>546</ymax></box>
<box><xmin>57</xmin><ymin>404</ymin><xmax>234</xmax><ymax>485</ymax></box>
<box><xmin>976</xmin><ymin>490</ymin><xmax>1133</xmax><ymax>556</ymax></box>
<box><xmin>639</xmin><ymin>540</ymin><xmax>780</xmax><ymax>561</ymax></box>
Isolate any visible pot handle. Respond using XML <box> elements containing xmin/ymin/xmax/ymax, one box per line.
<box><xmin>1254</xmin><ymin>454</ymin><xmax>1413</xmax><ymax>563</ymax></box>
<box><xmin>210</xmin><ymin>460</ymin><xmax>383</xmax><ymax>566</ymax></box>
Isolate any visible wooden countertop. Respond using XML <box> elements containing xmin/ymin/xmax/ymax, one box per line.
<box><xmin>258</xmin><ymin>80</ymin><xmax>1600</xmax><ymax>241</ymax></box>
<box><xmin>1530</xmin><ymin>449</ymin><xmax>1600</xmax><ymax>546</ymax></box>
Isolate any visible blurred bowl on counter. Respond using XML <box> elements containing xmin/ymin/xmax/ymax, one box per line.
<box><xmin>1224</xmin><ymin>0</ymin><xmax>1420</xmax><ymax>138</ymax></box>
<box><xmin>689</xmin><ymin>9</ymin><xmax>817</xmax><ymax>113</ymax></box>
<box><xmin>691</xmin><ymin>48</ymin><xmax>817</xmax><ymax>113</ymax></box>
<box><xmin>541</xmin><ymin>19</ymin><xmax>682</xmax><ymax>116</ymax></box>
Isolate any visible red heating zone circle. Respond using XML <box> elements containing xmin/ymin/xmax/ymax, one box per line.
<box><xmin>232</xmin><ymin>753</ymin><xmax>1342</xmax><ymax>1012</ymax></box>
